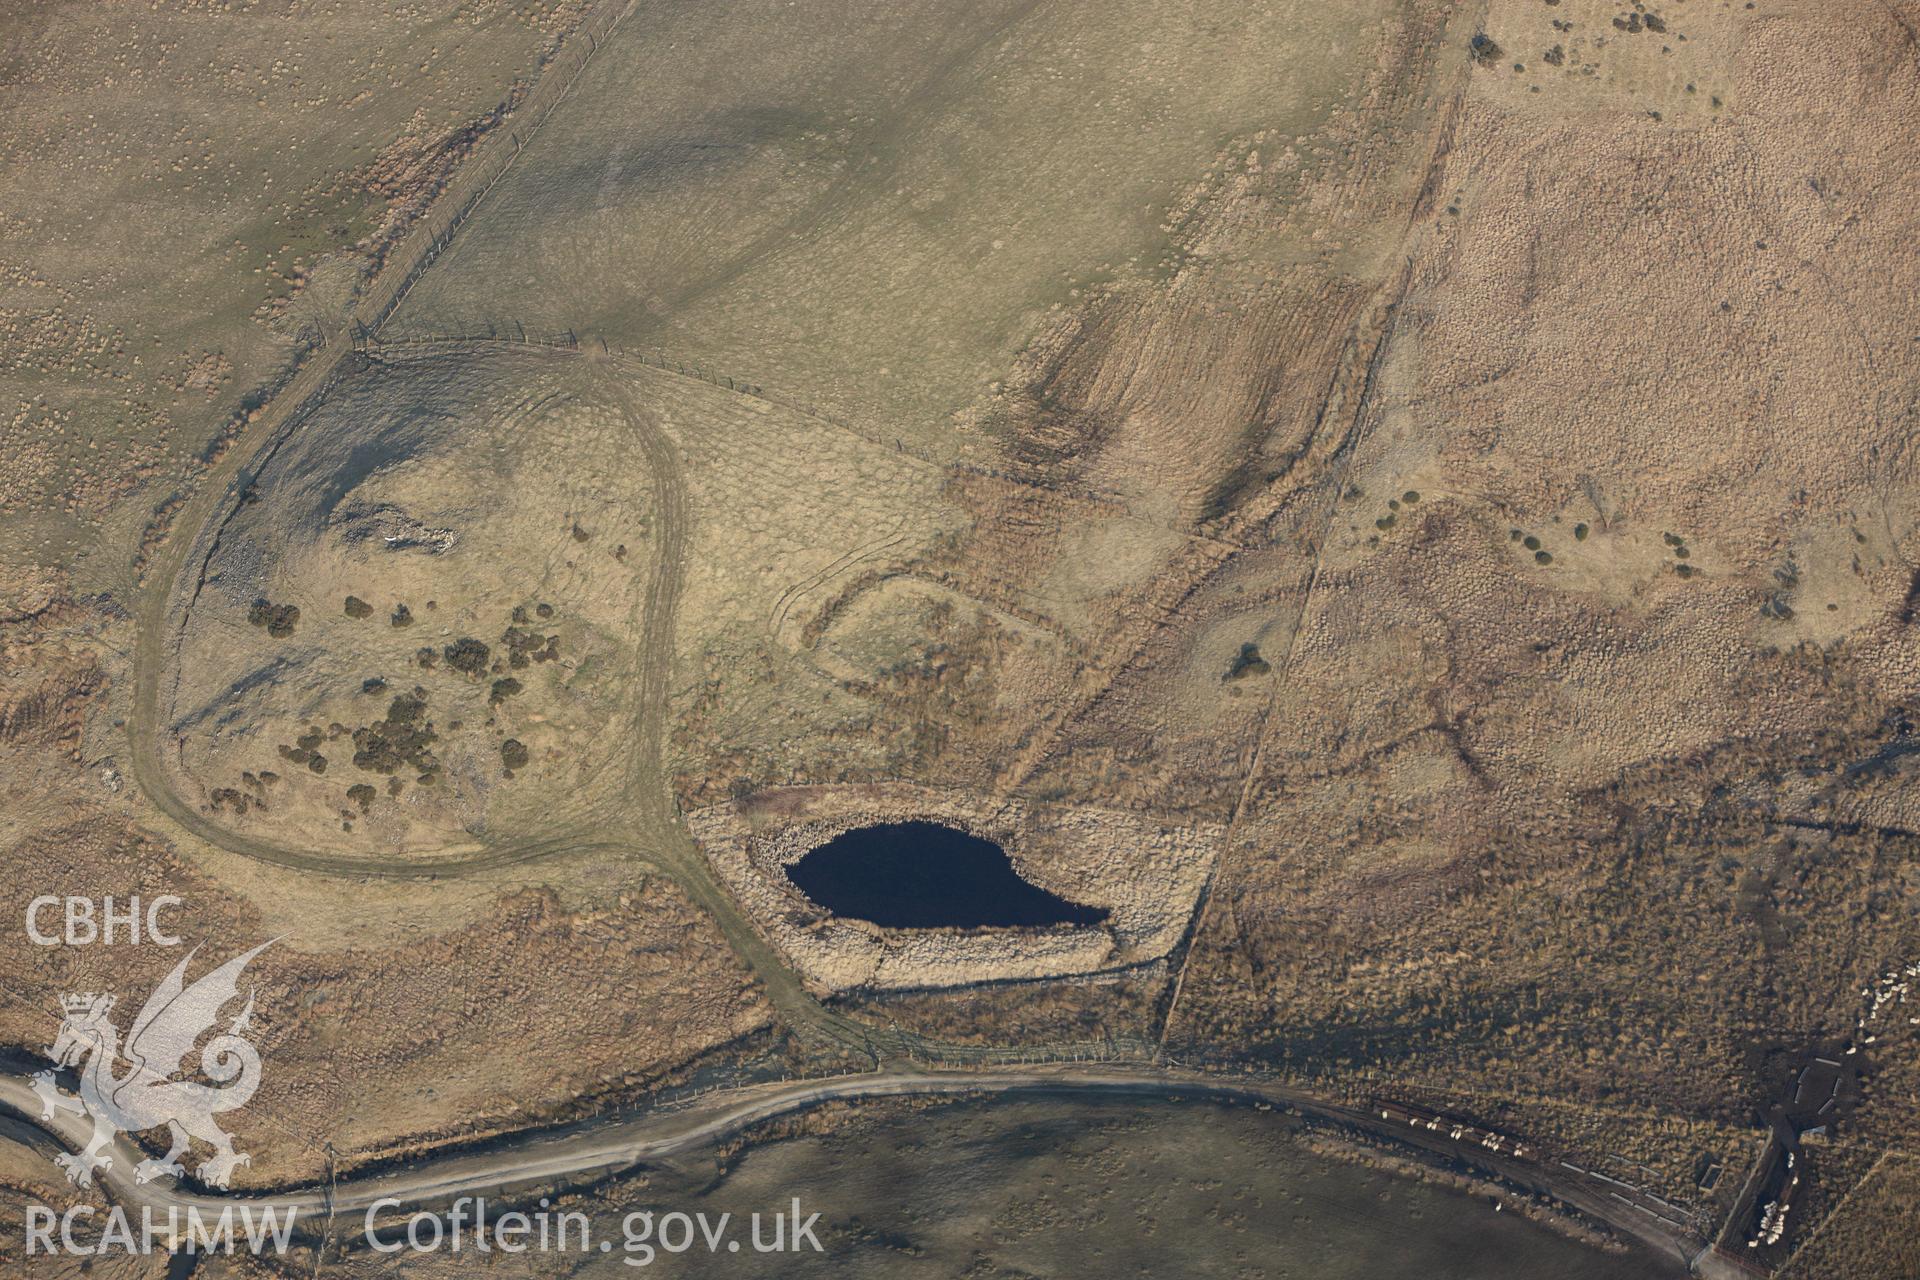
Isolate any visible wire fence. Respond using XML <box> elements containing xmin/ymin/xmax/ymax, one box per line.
<box><xmin>355</xmin><ymin>329</ymin><xmax>1236</xmax><ymax>550</ymax></box>
<box><xmin>882</xmin><ymin>1030</ymin><xmax>1163</xmax><ymax>1069</ymax></box>
<box><xmin>354</xmin><ymin>0</ymin><xmax>642</xmax><ymax>337</ymax></box>
<box><xmin>361</xmin><ymin>327</ymin><xmax>950</xmax><ymax>471</ymax></box>
<box><xmin>626</xmin><ymin>1031</ymin><xmax>1167</xmax><ymax>1118</ymax></box>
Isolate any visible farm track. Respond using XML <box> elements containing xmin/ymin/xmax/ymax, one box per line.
<box><xmin>126</xmin><ymin>0</ymin><xmax>644</xmax><ymax>880</ymax></box>
<box><xmin>113</xmin><ymin>0</ymin><xmax>878</xmax><ymax>1062</ymax></box>
<box><xmin>0</xmin><ymin>1065</ymin><xmax>1711</xmax><ymax>1275</ymax></box>
<box><xmin>89</xmin><ymin>2</ymin><xmax>1750</xmax><ymax>1272</ymax></box>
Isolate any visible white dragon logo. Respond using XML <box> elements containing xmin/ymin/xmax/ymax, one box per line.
<box><xmin>31</xmin><ymin>941</ymin><xmax>273</xmax><ymax>1190</ymax></box>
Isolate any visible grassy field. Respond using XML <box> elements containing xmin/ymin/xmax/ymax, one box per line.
<box><xmin>0</xmin><ymin>0</ymin><xmax>580</xmax><ymax>601</ymax></box>
<box><xmin>1779</xmin><ymin>1153</ymin><xmax>1920</xmax><ymax>1280</ymax></box>
<box><xmin>5</xmin><ymin>0</ymin><xmax>1920</xmax><ymax>1270</ymax></box>
<box><xmin>387</xmin><ymin>0</ymin><xmax>1396</xmax><ymax>460</ymax></box>
<box><xmin>288</xmin><ymin>1095</ymin><xmax>1683</xmax><ymax>1279</ymax></box>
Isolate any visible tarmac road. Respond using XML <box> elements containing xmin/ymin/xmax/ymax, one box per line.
<box><xmin>76</xmin><ymin>2</ymin><xmax>1745</xmax><ymax>1275</ymax></box>
<box><xmin>0</xmin><ymin>1062</ymin><xmax>1717</xmax><ymax>1274</ymax></box>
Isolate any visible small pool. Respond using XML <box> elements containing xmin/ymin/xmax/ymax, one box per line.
<box><xmin>785</xmin><ymin>820</ymin><xmax>1108</xmax><ymax>929</ymax></box>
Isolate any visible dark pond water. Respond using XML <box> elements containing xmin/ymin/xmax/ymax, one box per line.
<box><xmin>785</xmin><ymin>820</ymin><xmax>1108</xmax><ymax>929</ymax></box>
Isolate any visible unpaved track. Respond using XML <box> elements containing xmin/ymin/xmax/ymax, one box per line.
<box><xmin>128</xmin><ymin>345</ymin><xmax>680</xmax><ymax>882</ymax></box>
<box><xmin>591</xmin><ymin>362</ymin><xmax>891</xmax><ymax>1053</ymax></box>
<box><xmin>125</xmin><ymin>0</ymin><xmax>645</xmax><ymax>880</ymax></box>
<box><xmin>0</xmin><ymin>1065</ymin><xmax>1707</xmax><ymax>1273</ymax></box>
<box><xmin>127</xmin><ymin>337</ymin><xmax>877</xmax><ymax>1052</ymax></box>
<box><xmin>109</xmin><ymin>0</ymin><xmax>887</xmax><ymax>1061</ymax></box>
<box><xmin>88</xmin><ymin>8</ymin><xmax>1728</xmax><ymax>1273</ymax></box>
